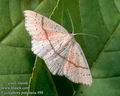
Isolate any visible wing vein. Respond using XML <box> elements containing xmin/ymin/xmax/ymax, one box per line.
<box><xmin>41</xmin><ymin>17</ymin><xmax>88</xmax><ymax>69</ymax></box>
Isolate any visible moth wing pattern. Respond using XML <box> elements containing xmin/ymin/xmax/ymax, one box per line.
<box><xmin>63</xmin><ymin>42</ymin><xmax>92</xmax><ymax>85</ymax></box>
<box><xmin>24</xmin><ymin>10</ymin><xmax>68</xmax><ymax>40</ymax></box>
<box><xmin>24</xmin><ymin>10</ymin><xmax>92</xmax><ymax>85</ymax></box>
<box><xmin>24</xmin><ymin>10</ymin><xmax>71</xmax><ymax>75</ymax></box>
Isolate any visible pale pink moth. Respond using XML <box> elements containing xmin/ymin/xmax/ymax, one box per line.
<box><xmin>24</xmin><ymin>10</ymin><xmax>92</xmax><ymax>85</ymax></box>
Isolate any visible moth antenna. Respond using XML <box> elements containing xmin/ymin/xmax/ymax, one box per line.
<box><xmin>67</xmin><ymin>8</ymin><xmax>75</xmax><ymax>34</ymax></box>
<box><xmin>72</xmin><ymin>33</ymin><xmax>98</xmax><ymax>38</ymax></box>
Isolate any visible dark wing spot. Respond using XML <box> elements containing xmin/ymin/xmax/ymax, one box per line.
<box><xmin>83</xmin><ymin>74</ymin><xmax>85</xmax><ymax>76</ymax></box>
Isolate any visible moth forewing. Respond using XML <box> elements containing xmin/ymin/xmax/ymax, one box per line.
<box><xmin>24</xmin><ymin>10</ymin><xmax>92</xmax><ymax>85</ymax></box>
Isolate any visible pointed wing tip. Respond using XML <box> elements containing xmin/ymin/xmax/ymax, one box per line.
<box><xmin>68</xmin><ymin>75</ymin><xmax>93</xmax><ymax>86</ymax></box>
<box><xmin>82</xmin><ymin>80</ymin><xmax>92</xmax><ymax>86</ymax></box>
<box><xmin>24</xmin><ymin>10</ymin><xmax>33</xmax><ymax>14</ymax></box>
<box><xmin>80</xmin><ymin>76</ymin><xmax>92</xmax><ymax>86</ymax></box>
<box><xmin>76</xmin><ymin>79</ymin><xmax>92</xmax><ymax>86</ymax></box>
<box><xmin>24</xmin><ymin>10</ymin><xmax>37</xmax><ymax>17</ymax></box>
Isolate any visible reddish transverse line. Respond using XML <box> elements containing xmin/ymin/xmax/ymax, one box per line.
<box><xmin>41</xmin><ymin>17</ymin><xmax>88</xmax><ymax>69</ymax></box>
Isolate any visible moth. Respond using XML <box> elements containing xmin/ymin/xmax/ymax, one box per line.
<box><xmin>24</xmin><ymin>10</ymin><xmax>92</xmax><ymax>85</ymax></box>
